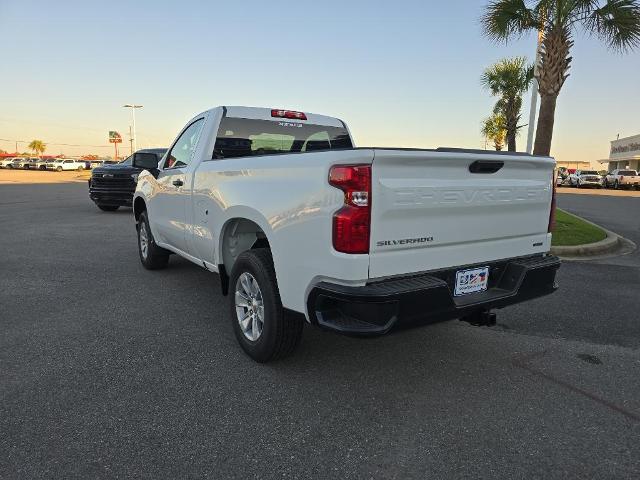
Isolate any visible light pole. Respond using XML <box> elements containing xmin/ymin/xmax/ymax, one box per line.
<box><xmin>123</xmin><ymin>104</ymin><xmax>143</xmax><ymax>153</ymax></box>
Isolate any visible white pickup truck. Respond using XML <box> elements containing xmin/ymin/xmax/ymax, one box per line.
<box><xmin>603</xmin><ymin>169</ymin><xmax>640</xmax><ymax>190</ymax></box>
<box><xmin>132</xmin><ymin>106</ymin><xmax>560</xmax><ymax>362</ymax></box>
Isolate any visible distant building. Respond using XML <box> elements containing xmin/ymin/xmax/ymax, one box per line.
<box><xmin>556</xmin><ymin>160</ymin><xmax>592</xmax><ymax>170</ymax></box>
<box><xmin>599</xmin><ymin>133</ymin><xmax>640</xmax><ymax>172</ymax></box>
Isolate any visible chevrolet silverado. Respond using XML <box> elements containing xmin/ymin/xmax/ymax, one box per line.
<box><xmin>132</xmin><ymin>106</ymin><xmax>560</xmax><ymax>362</ymax></box>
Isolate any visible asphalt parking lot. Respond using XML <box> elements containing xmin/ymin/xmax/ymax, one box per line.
<box><xmin>1</xmin><ymin>180</ymin><xmax>639</xmax><ymax>479</ymax></box>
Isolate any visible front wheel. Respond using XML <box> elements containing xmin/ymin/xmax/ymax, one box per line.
<box><xmin>56</xmin><ymin>166</ymin><xmax>62</xmax><ymax>172</ymax></box>
<box><xmin>137</xmin><ymin>211</ymin><xmax>169</xmax><ymax>270</ymax></box>
<box><xmin>229</xmin><ymin>248</ymin><xmax>303</xmax><ymax>362</ymax></box>
<box><xmin>78</xmin><ymin>166</ymin><xmax>84</xmax><ymax>171</ymax></box>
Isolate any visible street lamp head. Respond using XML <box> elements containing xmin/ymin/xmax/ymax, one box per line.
<box><xmin>123</xmin><ymin>104</ymin><xmax>143</xmax><ymax>108</ymax></box>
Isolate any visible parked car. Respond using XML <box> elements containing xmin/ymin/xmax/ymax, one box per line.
<box><xmin>0</xmin><ymin>157</ymin><xmax>20</xmax><ymax>168</ymax></box>
<box><xmin>10</xmin><ymin>158</ymin><xmax>30</xmax><ymax>169</ymax></box>
<box><xmin>88</xmin><ymin>149</ymin><xmax>167</xmax><ymax>211</ymax></box>
<box><xmin>86</xmin><ymin>160</ymin><xmax>105</xmax><ymax>170</ymax></box>
<box><xmin>132</xmin><ymin>106</ymin><xmax>560</xmax><ymax>362</ymax></box>
<box><xmin>46</xmin><ymin>158</ymin><xmax>86</xmax><ymax>171</ymax></box>
<box><xmin>603</xmin><ymin>169</ymin><xmax>640</xmax><ymax>189</ymax></box>
<box><xmin>567</xmin><ymin>170</ymin><xmax>602</xmax><ymax>188</ymax></box>
<box><xmin>8</xmin><ymin>157</ymin><xmax>36</xmax><ymax>169</ymax></box>
<box><xmin>32</xmin><ymin>158</ymin><xmax>51</xmax><ymax>170</ymax></box>
<box><xmin>556</xmin><ymin>170</ymin><xmax>569</xmax><ymax>187</ymax></box>
<box><xmin>20</xmin><ymin>158</ymin><xmax>41</xmax><ymax>169</ymax></box>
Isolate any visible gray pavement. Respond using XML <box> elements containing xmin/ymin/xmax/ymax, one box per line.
<box><xmin>1</xmin><ymin>183</ymin><xmax>639</xmax><ymax>479</ymax></box>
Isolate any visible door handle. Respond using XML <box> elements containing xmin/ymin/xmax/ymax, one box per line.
<box><xmin>172</xmin><ymin>179</ymin><xmax>184</xmax><ymax>187</ymax></box>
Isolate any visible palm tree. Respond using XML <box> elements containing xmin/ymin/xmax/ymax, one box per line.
<box><xmin>28</xmin><ymin>140</ymin><xmax>46</xmax><ymax>157</ymax></box>
<box><xmin>482</xmin><ymin>113</ymin><xmax>508</xmax><ymax>150</ymax></box>
<box><xmin>483</xmin><ymin>0</ymin><xmax>640</xmax><ymax>156</ymax></box>
<box><xmin>481</xmin><ymin>57</ymin><xmax>534</xmax><ymax>152</ymax></box>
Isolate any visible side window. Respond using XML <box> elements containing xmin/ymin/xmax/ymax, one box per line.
<box><xmin>164</xmin><ymin>118</ymin><xmax>205</xmax><ymax>169</ymax></box>
<box><xmin>64</xmin><ymin>160</ymin><xmax>72</xmax><ymax>164</ymax></box>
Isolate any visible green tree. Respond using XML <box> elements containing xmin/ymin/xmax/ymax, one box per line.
<box><xmin>482</xmin><ymin>113</ymin><xmax>508</xmax><ymax>150</ymax></box>
<box><xmin>482</xmin><ymin>0</ymin><xmax>640</xmax><ymax>156</ymax></box>
<box><xmin>28</xmin><ymin>139</ymin><xmax>46</xmax><ymax>157</ymax></box>
<box><xmin>481</xmin><ymin>57</ymin><xmax>534</xmax><ymax>152</ymax></box>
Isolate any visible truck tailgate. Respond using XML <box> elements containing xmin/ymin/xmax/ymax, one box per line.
<box><xmin>369</xmin><ymin>149</ymin><xmax>555</xmax><ymax>279</ymax></box>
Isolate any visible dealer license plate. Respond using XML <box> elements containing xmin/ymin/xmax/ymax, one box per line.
<box><xmin>454</xmin><ymin>267</ymin><xmax>489</xmax><ymax>297</ymax></box>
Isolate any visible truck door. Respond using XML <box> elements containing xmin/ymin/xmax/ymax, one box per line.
<box><xmin>152</xmin><ymin>118</ymin><xmax>205</xmax><ymax>253</ymax></box>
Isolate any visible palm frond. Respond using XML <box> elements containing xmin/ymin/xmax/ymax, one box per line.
<box><xmin>482</xmin><ymin>0</ymin><xmax>539</xmax><ymax>41</ymax></box>
<box><xmin>585</xmin><ymin>0</ymin><xmax>640</xmax><ymax>51</ymax></box>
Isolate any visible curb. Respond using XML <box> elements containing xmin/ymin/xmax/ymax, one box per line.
<box><xmin>550</xmin><ymin>212</ymin><xmax>628</xmax><ymax>257</ymax></box>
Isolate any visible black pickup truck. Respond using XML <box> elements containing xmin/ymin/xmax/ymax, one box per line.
<box><xmin>89</xmin><ymin>148</ymin><xmax>166</xmax><ymax>211</ymax></box>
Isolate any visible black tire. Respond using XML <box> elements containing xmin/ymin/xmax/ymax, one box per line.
<box><xmin>229</xmin><ymin>248</ymin><xmax>303</xmax><ymax>362</ymax></box>
<box><xmin>137</xmin><ymin>211</ymin><xmax>169</xmax><ymax>270</ymax></box>
<box><xmin>78</xmin><ymin>166</ymin><xmax>84</xmax><ymax>171</ymax></box>
<box><xmin>97</xmin><ymin>204</ymin><xmax>119</xmax><ymax>212</ymax></box>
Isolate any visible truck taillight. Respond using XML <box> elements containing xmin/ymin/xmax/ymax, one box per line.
<box><xmin>271</xmin><ymin>109</ymin><xmax>307</xmax><ymax>120</ymax></box>
<box><xmin>548</xmin><ymin>173</ymin><xmax>557</xmax><ymax>233</ymax></box>
<box><xmin>329</xmin><ymin>165</ymin><xmax>371</xmax><ymax>254</ymax></box>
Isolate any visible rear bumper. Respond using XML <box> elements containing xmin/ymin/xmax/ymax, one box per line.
<box><xmin>307</xmin><ymin>254</ymin><xmax>560</xmax><ymax>335</ymax></box>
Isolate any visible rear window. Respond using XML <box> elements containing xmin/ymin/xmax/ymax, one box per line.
<box><xmin>580</xmin><ymin>171</ymin><xmax>598</xmax><ymax>175</ymax></box>
<box><xmin>619</xmin><ymin>170</ymin><xmax>637</xmax><ymax>175</ymax></box>
<box><xmin>212</xmin><ymin>117</ymin><xmax>352</xmax><ymax>159</ymax></box>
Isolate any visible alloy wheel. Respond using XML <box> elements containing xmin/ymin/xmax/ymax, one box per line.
<box><xmin>235</xmin><ymin>272</ymin><xmax>264</xmax><ymax>341</ymax></box>
<box><xmin>139</xmin><ymin>222</ymin><xmax>149</xmax><ymax>259</ymax></box>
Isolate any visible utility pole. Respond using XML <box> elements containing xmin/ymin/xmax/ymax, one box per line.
<box><xmin>123</xmin><ymin>104</ymin><xmax>143</xmax><ymax>153</ymax></box>
<box><xmin>129</xmin><ymin>125</ymin><xmax>134</xmax><ymax>156</ymax></box>
<box><xmin>526</xmin><ymin>28</ymin><xmax>544</xmax><ymax>154</ymax></box>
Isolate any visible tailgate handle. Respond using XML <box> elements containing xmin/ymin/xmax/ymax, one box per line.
<box><xmin>469</xmin><ymin>160</ymin><xmax>504</xmax><ymax>174</ymax></box>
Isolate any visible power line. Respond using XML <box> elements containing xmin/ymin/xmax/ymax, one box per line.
<box><xmin>0</xmin><ymin>138</ymin><xmax>112</xmax><ymax>148</ymax></box>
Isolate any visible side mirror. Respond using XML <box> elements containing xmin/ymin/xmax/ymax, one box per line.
<box><xmin>132</xmin><ymin>152</ymin><xmax>159</xmax><ymax>170</ymax></box>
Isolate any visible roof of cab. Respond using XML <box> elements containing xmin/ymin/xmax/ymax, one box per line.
<box><xmin>219</xmin><ymin>106</ymin><xmax>345</xmax><ymax>128</ymax></box>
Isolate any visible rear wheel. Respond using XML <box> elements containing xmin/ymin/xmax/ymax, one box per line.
<box><xmin>97</xmin><ymin>204</ymin><xmax>119</xmax><ymax>212</ymax></box>
<box><xmin>78</xmin><ymin>165</ymin><xmax>84</xmax><ymax>171</ymax></box>
<box><xmin>137</xmin><ymin>211</ymin><xmax>169</xmax><ymax>270</ymax></box>
<box><xmin>229</xmin><ymin>248</ymin><xmax>303</xmax><ymax>362</ymax></box>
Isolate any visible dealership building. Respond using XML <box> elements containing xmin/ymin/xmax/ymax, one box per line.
<box><xmin>601</xmin><ymin>133</ymin><xmax>640</xmax><ymax>172</ymax></box>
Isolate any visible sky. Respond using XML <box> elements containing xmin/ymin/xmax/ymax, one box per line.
<box><xmin>0</xmin><ymin>0</ymin><xmax>639</xmax><ymax>164</ymax></box>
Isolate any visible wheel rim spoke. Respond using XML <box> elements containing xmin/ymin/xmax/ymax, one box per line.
<box><xmin>235</xmin><ymin>291</ymin><xmax>250</xmax><ymax>308</ymax></box>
